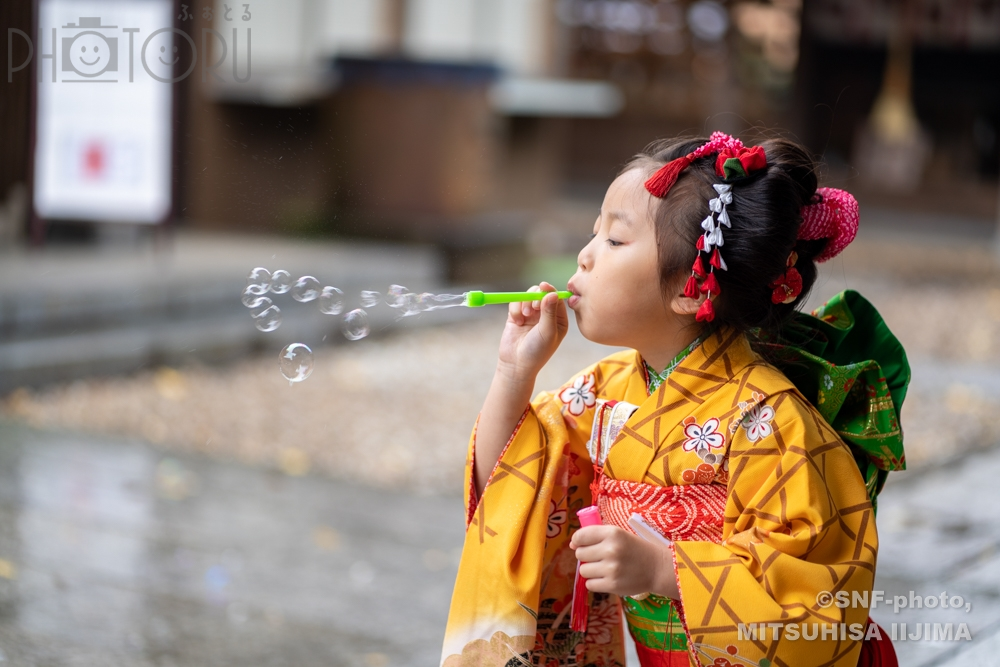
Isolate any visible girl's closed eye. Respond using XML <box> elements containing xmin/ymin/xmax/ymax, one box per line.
<box><xmin>607</xmin><ymin>238</ymin><xmax>623</xmax><ymax>247</ymax></box>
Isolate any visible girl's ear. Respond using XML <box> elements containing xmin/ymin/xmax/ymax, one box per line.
<box><xmin>670</xmin><ymin>291</ymin><xmax>704</xmax><ymax>316</ymax></box>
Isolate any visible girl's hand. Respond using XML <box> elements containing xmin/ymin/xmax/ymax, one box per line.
<box><xmin>496</xmin><ymin>281</ymin><xmax>569</xmax><ymax>384</ymax></box>
<box><xmin>570</xmin><ymin>525</ymin><xmax>679</xmax><ymax>599</ymax></box>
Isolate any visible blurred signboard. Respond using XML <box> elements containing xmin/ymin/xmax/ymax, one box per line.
<box><xmin>33</xmin><ymin>0</ymin><xmax>173</xmax><ymax>224</ymax></box>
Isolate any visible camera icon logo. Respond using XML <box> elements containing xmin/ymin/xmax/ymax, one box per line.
<box><xmin>61</xmin><ymin>17</ymin><xmax>119</xmax><ymax>80</ymax></box>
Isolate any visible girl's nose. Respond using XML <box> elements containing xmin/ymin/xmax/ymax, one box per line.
<box><xmin>577</xmin><ymin>238</ymin><xmax>593</xmax><ymax>272</ymax></box>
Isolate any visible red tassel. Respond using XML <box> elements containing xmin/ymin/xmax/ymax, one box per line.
<box><xmin>683</xmin><ymin>274</ymin><xmax>700</xmax><ymax>298</ymax></box>
<box><xmin>696</xmin><ymin>298</ymin><xmax>715</xmax><ymax>323</ymax></box>
<box><xmin>709</xmin><ymin>248</ymin><xmax>722</xmax><ymax>269</ymax></box>
<box><xmin>644</xmin><ymin>156</ymin><xmax>693</xmax><ymax>198</ymax></box>
<box><xmin>570</xmin><ymin>563</ymin><xmax>591</xmax><ymax>632</ymax></box>
<box><xmin>695</xmin><ymin>235</ymin><xmax>705</xmax><ymax>251</ymax></box>
<box><xmin>692</xmin><ymin>256</ymin><xmax>707</xmax><ymax>278</ymax></box>
<box><xmin>701</xmin><ymin>272</ymin><xmax>720</xmax><ymax>295</ymax></box>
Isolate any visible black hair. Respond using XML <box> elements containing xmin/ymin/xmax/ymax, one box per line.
<box><xmin>621</xmin><ymin>135</ymin><xmax>826</xmax><ymax>335</ymax></box>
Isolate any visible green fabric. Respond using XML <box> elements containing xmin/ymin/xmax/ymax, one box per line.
<box><xmin>754</xmin><ymin>290</ymin><xmax>909</xmax><ymax>513</ymax></box>
<box><xmin>721</xmin><ymin>156</ymin><xmax>748</xmax><ymax>179</ymax></box>
<box><xmin>644</xmin><ymin>330</ymin><xmax>712</xmax><ymax>395</ymax></box>
<box><xmin>621</xmin><ymin>594</ymin><xmax>688</xmax><ymax>652</ymax></box>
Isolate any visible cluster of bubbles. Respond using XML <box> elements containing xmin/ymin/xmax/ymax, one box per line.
<box><xmin>242</xmin><ymin>267</ymin><xmax>373</xmax><ymax>342</ymax></box>
<box><xmin>243</xmin><ymin>269</ymin><xmax>469</xmax><ymax>385</ymax></box>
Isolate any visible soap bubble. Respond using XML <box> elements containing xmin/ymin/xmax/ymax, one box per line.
<box><xmin>360</xmin><ymin>290</ymin><xmax>381</xmax><ymax>308</ymax></box>
<box><xmin>278</xmin><ymin>343</ymin><xmax>314</xmax><ymax>384</ymax></box>
<box><xmin>319</xmin><ymin>286</ymin><xmax>344</xmax><ymax>315</ymax></box>
<box><xmin>249</xmin><ymin>296</ymin><xmax>273</xmax><ymax>318</ymax></box>
<box><xmin>246</xmin><ymin>267</ymin><xmax>270</xmax><ymax>295</ymax></box>
<box><xmin>342</xmin><ymin>309</ymin><xmax>370</xmax><ymax>341</ymax></box>
<box><xmin>269</xmin><ymin>270</ymin><xmax>292</xmax><ymax>294</ymax></box>
<box><xmin>242</xmin><ymin>285</ymin><xmax>268</xmax><ymax>308</ymax></box>
<box><xmin>385</xmin><ymin>285</ymin><xmax>408</xmax><ymax>308</ymax></box>
<box><xmin>401</xmin><ymin>293</ymin><xmax>421</xmax><ymax>317</ymax></box>
<box><xmin>292</xmin><ymin>276</ymin><xmax>321</xmax><ymax>302</ymax></box>
<box><xmin>254</xmin><ymin>306</ymin><xmax>282</xmax><ymax>332</ymax></box>
<box><xmin>418</xmin><ymin>292</ymin><xmax>467</xmax><ymax>311</ymax></box>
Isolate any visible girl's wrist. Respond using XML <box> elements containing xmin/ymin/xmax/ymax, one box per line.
<box><xmin>649</xmin><ymin>543</ymin><xmax>680</xmax><ymax>599</ymax></box>
<box><xmin>494</xmin><ymin>360</ymin><xmax>538</xmax><ymax>390</ymax></box>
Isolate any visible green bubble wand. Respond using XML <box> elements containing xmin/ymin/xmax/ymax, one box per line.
<box><xmin>464</xmin><ymin>290</ymin><xmax>574</xmax><ymax>307</ymax></box>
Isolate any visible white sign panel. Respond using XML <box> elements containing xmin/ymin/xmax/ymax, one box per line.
<box><xmin>33</xmin><ymin>0</ymin><xmax>174</xmax><ymax>224</ymax></box>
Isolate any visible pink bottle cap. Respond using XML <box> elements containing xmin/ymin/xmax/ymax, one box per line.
<box><xmin>577</xmin><ymin>506</ymin><xmax>602</xmax><ymax>527</ymax></box>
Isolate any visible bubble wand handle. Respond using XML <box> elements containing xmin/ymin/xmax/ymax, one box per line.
<box><xmin>465</xmin><ymin>290</ymin><xmax>573</xmax><ymax>307</ymax></box>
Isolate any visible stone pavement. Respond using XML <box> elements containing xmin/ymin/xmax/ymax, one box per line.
<box><xmin>0</xmin><ymin>421</ymin><xmax>466</xmax><ymax>667</ymax></box>
<box><xmin>872</xmin><ymin>444</ymin><xmax>1000</xmax><ymax>666</ymax></box>
<box><xmin>1</xmin><ymin>420</ymin><xmax>999</xmax><ymax>667</ymax></box>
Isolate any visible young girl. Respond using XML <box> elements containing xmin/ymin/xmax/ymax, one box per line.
<box><xmin>440</xmin><ymin>133</ymin><xmax>907</xmax><ymax>667</ymax></box>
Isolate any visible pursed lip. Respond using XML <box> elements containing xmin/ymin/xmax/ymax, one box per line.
<box><xmin>566</xmin><ymin>279</ymin><xmax>581</xmax><ymax>309</ymax></box>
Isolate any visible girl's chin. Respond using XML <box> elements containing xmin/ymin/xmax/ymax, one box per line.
<box><xmin>573</xmin><ymin>312</ymin><xmax>617</xmax><ymax>347</ymax></box>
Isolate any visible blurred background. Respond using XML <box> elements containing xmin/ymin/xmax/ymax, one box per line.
<box><xmin>1</xmin><ymin>1</ymin><xmax>1000</xmax><ymax>665</ymax></box>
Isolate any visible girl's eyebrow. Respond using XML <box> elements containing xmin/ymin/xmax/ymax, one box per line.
<box><xmin>606</xmin><ymin>209</ymin><xmax>633</xmax><ymax>226</ymax></box>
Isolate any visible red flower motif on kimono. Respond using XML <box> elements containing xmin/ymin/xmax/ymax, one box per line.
<box><xmin>583</xmin><ymin>594</ymin><xmax>619</xmax><ymax>645</ymax></box>
<box><xmin>568</xmin><ymin>452</ymin><xmax>582</xmax><ymax>478</ymax></box>
<box><xmin>547</xmin><ymin>499</ymin><xmax>568</xmax><ymax>538</ymax></box>
<box><xmin>711</xmin><ymin>659</ymin><xmax>746</xmax><ymax>667</ymax></box>
<box><xmin>682</xmin><ymin>462</ymin><xmax>717</xmax><ymax>484</ymax></box>
<box><xmin>682</xmin><ymin>416</ymin><xmax>725</xmax><ymax>452</ymax></box>
<box><xmin>741</xmin><ymin>404</ymin><xmax>775</xmax><ymax>442</ymax></box>
<box><xmin>559</xmin><ymin>373</ymin><xmax>597</xmax><ymax>416</ymax></box>
<box><xmin>559</xmin><ymin>443</ymin><xmax>583</xmax><ymax>479</ymax></box>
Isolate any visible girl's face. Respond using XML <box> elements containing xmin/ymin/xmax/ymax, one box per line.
<box><xmin>567</xmin><ymin>168</ymin><xmax>685</xmax><ymax>350</ymax></box>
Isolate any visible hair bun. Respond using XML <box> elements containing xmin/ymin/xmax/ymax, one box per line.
<box><xmin>798</xmin><ymin>188</ymin><xmax>859</xmax><ymax>262</ymax></box>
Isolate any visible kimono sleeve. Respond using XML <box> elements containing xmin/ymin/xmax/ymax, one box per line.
<box><xmin>443</xmin><ymin>366</ymin><xmax>621</xmax><ymax>667</ymax></box>
<box><xmin>464</xmin><ymin>378</ymin><xmax>597</xmax><ymax>529</ymax></box>
<box><xmin>670</xmin><ymin>390</ymin><xmax>877</xmax><ymax>667</ymax></box>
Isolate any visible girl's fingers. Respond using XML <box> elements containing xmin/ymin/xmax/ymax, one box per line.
<box><xmin>569</xmin><ymin>525</ymin><xmax>606</xmax><ymax>548</ymax></box>
<box><xmin>574</xmin><ymin>544</ymin><xmax>604</xmax><ymax>564</ymax></box>
<box><xmin>509</xmin><ymin>300</ymin><xmax>525</xmax><ymax>325</ymax></box>
<box><xmin>536</xmin><ymin>292</ymin><xmax>562</xmax><ymax>339</ymax></box>
<box><xmin>527</xmin><ymin>284</ymin><xmax>541</xmax><ymax>312</ymax></box>
<box><xmin>534</xmin><ymin>282</ymin><xmax>556</xmax><ymax>310</ymax></box>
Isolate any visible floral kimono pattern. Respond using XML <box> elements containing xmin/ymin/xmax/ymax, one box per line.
<box><xmin>441</xmin><ymin>321</ymin><xmax>889</xmax><ymax>667</ymax></box>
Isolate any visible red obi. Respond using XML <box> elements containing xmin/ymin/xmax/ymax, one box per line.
<box><xmin>594</xmin><ymin>475</ymin><xmax>727</xmax><ymax>543</ymax></box>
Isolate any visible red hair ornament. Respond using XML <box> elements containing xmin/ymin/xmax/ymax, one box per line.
<box><xmin>799</xmin><ymin>188</ymin><xmax>859</xmax><ymax>263</ymax></box>
<box><xmin>769</xmin><ymin>252</ymin><xmax>803</xmax><ymax>305</ymax></box>
<box><xmin>644</xmin><ymin>132</ymin><xmax>745</xmax><ymax>198</ymax></box>
<box><xmin>643</xmin><ymin>132</ymin><xmax>768</xmax><ymax>323</ymax></box>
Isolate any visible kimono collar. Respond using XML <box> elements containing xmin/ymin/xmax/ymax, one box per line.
<box><xmin>607</xmin><ymin>326</ymin><xmax>760</xmax><ymax>483</ymax></box>
<box><xmin>642</xmin><ymin>328</ymin><xmax>714</xmax><ymax>395</ymax></box>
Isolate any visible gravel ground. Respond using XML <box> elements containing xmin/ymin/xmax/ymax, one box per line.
<box><xmin>0</xmin><ymin>308</ymin><xmax>608</xmax><ymax>496</ymax></box>
<box><xmin>4</xmin><ymin>234</ymin><xmax>1000</xmax><ymax>494</ymax></box>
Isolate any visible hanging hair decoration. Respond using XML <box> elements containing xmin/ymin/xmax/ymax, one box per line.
<box><xmin>644</xmin><ymin>133</ymin><xmax>769</xmax><ymax>323</ymax></box>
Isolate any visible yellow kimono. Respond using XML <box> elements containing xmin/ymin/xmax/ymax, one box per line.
<box><xmin>441</xmin><ymin>326</ymin><xmax>880</xmax><ymax>667</ymax></box>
